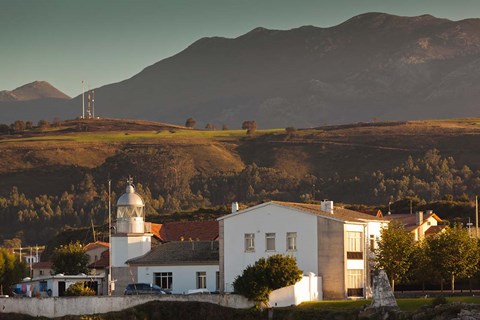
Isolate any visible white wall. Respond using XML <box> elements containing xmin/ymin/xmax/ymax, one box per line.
<box><xmin>0</xmin><ymin>295</ymin><xmax>254</xmax><ymax>318</ymax></box>
<box><xmin>112</xmin><ymin>235</ymin><xmax>151</xmax><ymax>267</ymax></box>
<box><xmin>222</xmin><ymin>203</ymin><xmax>318</xmax><ymax>292</ymax></box>
<box><xmin>269</xmin><ymin>274</ymin><xmax>320</xmax><ymax>307</ymax></box>
<box><xmin>137</xmin><ymin>265</ymin><xmax>219</xmax><ymax>294</ymax></box>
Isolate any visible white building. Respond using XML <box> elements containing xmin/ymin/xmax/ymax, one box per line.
<box><xmin>218</xmin><ymin>200</ymin><xmax>387</xmax><ymax>300</ymax></box>
<box><xmin>383</xmin><ymin>210</ymin><xmax>444</xmax><ymax>241</ymax></box>
<box><xmin>14</xmin><ymin>274</ymin><xmax>105</xmax><ymax>297</ymax></box>
<box><xmin>111</xmin><ymin>180</ymin><xmax>153</xmax><ymax>295</ymax></box>
<box><xmin>128</xmin><ymin>241</ymin><xmax>220</xmax><ymax>294</ymax></box>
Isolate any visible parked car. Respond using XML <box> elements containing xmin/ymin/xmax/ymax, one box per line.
<box><xmin>124</xmin><ymin>283</ymin><xmax>166</xmax><ymax>295</ymax></box>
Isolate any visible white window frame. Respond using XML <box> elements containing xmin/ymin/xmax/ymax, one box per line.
<box><xmin>244</xmin><ymin>233</ymin><xmax>255</xmax><ymax>252</ymax></box>
<box><xmin>347</xmin><ymin>231</ymin><xmax>362</xmax><ymax>252</ymax></box>
<box><xmin>266</xmin><ymin>233</ymin><xmax>276</xmax><ymax>251</ymax></box>
<box><xmin>197</xmin><ymin>271</ymin><xmax>207</xmax><ymax>289</ymax></box>
<box><xmin>346</xmin><ymin>269</ymin><xmax>364</xmax><ymax>296</ymax></box>
<box><xmin>286</xmin><ymin>232</ymin><xmax>297</xmax><ymax>251</ymax></box>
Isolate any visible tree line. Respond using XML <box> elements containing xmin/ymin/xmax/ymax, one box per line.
<box><xmin>2</xmin><ymin>147</ymin><xmax>480</xmax><ymax>247</ymax></box>
<box><xmin>375</xmin><ymin>222</ymin><xmax>479</xmax><ymax>292</ymax></box>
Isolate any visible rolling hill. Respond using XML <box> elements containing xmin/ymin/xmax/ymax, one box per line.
<box><xmin>2</xmin><ymin>117</ymin><xmax>480</xmax><ymax>199</ymax></box>
<box><xmin>2</xmin><ymin>117</ymin><xmax>480</xmax><ymax>245</ymax></box>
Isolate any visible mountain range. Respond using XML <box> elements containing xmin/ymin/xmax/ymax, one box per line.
<box><xmin>2</xmin><ymin>12</ymin><xmax>480</xmax><ymax>127</ymax></box>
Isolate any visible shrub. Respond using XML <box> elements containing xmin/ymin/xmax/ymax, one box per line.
<box><xmin>65</xmin><ymin>281</ymin><xmax>96</xmax><ymax>296</ymax></box>
<box><xmin>233</xmin><ymin>254</ymin><xmax>303</xmax><ymax>303</ymax></box>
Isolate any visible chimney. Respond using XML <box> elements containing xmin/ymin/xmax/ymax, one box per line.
<box><xmin>321</xmin><ymin>200</ymin><xmax>334</xmax><ymax>214</ymax></box>
<box><xmin>416</xmin><ymin>211</ymin><xmax>424</xmax><ymax>226</ymax></box>
<box><xmin>231</xmin><ymin>202</ymin><xmax>239</xmax><ymax>213</ymax></box>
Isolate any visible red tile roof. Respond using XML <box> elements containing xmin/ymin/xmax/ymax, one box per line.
<box><xmin>32</xmin><ymin>261</ymin><xmax>52</xmax><ymax>269</ymax></box>
<box><xmin>271</xmin><ymin>201</ymin><xmax>385</xmax><ymax>222</ymax></box>
<box><xmin>424</xmin><ymin>225</ymin><xmax>446</xmax><ymax>236</ymax></box>
<box><xmin>383</xmin><ymin>213</ymin><xmax>442</xmax><ymax>232</ymax></box>
<box><xmin>89</xmin><ymin>249</ymin><xmax>109</xmax><ymax>268</ymax></box>
<box><xmin>158</xmin><ymin>220</ymin><xmax>219</xmax><ymax>242</ymax></box>
<box><xmin>151</xmin><ymin>223</ymin><xmax>162</xmax><ymax>240</ymax></box>
<box><xmin>84</xmin><ymin>241</ymin><xmax>109</xmax><ymax>251</ymax></box>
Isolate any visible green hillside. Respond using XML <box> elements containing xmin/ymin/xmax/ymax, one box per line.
<box><xmin>2</xmin><ymin>118</ymin><xmax>480</xmax><ymax>246</ymax></box>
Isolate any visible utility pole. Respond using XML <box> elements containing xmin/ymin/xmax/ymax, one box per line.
<box><xmin>108</xmin><ymin>179</ymin><xmax>113</xmax><ymax>295</ymax></box>
<box><xmin>82</xmin><ymin>80</ymin><xmax>85</xmax><ymax>119</ymax></box>
<box><xmin>476</xmin><ymin>196</ymin><xmax>478</xmax><ymax>239</ymax></box>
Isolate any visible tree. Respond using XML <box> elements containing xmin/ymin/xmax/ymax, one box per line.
<box><xmin>185</xmin><ymin>117</ymin><xmax>196</xmax><ymax>128</ymax></box>
<box><xmin>222</xmin><ymin>124</ymin><xmax>228</xmax><ymax>130</ymax></box>
<box><xmin>242</xmin><ymin>120</ymin><xmax>257</xmax><ymax>135</ymax></box>
<box><xmin>285</xmin><ymin>126</ymin><xmax>297</xmax><ymax>138</ymax></box>
<box><xmin>37</xmin><ymin>119</ymin><xmax>49</xmax><ymax>129</ymax></box>
<box><xmin>374</xmin><ymin>221</ymin><xmax>415</xmax><ymax>291</ymax></box>
<box><xmin>426</xmin><ymin>226</ymin><xmax>479</xmax><ymax>293</ymax></box>
<box><xmin>0</xmin><ymin>248</ymin><xmax>26</xmax><ymax>295</ymax></box>
<box><xmin>0</xmin><ymin>124</ymin><xmax>9</xmax><ymax>134</ymax></box>
<box><xmin>12</xmin><ymin>120</ymin><xmax>26</xmax><ymax>132</ymax></box>
<box><xmin>51</xmin><ymin>241</ymin><xmax>89</xmax><ymax>275</ymax></box>
<box><xmin>205</xmin><ymin>123</ymin><xmax>215</xmax><ymax>130</ymax></box>
<box><xmin>233</xmin><ymin>254</ymin><xmax>303</xmax><ymax>304</ymax></box>
<box><xmin>52</xmin><ymin>117</ymin><xmax>61</xmax><ymax>127</ymax></box>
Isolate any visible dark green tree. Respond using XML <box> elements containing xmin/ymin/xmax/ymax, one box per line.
<box><xmin>426</xmin><ymin>226</ymin><xmax>479</xmax><ymax>293</ymax></box>
<box><xmin>185</xmin><ymin>117</ymin><xmax>196</xmax><ymax>128</ymax></box>
<box><xmin>0</xmin><ymin>248</ymin><xmax>26</xmax><ymax>295</ymax></box>
<box><xmin>51</xmin><ymin>241</ymin><xmax>89</xmax><ymax>275</ymax></box>
<box><xmin>374</xmin><ymin>221</ymin><xmax>415</xmax><ymax>291</ymax></box>
<box><xmin>233</xmin><ymin>254</ymin><xmax>303</xmax><ymax>304</ymax></box>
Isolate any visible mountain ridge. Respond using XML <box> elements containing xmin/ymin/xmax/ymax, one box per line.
<box><xmin>0</xmin><ymin>81</ymin><xmax>70</xmax><ymax>102</ymax></box>
<box><xmin>3</xmin><ymin>12</ymin><xmax>480</xmax><ymax>127</ymax></box>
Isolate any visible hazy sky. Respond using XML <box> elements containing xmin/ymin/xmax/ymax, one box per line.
<box><xmin>1</xmin><ymin>0</ymin><xmax>480</xmax><ymax>97</ymax></box>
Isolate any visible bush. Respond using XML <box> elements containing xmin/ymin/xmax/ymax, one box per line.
<box><xmin>431</xmin><ymin>295</ymin><xmax>447</xmax><ymax>307</ymax></box>
<box><xmin>233</xmin><ymin>254</ymin><xmax>303</xmax><ymax>303</ymax></box>
<box><xmin>65</xmin><ymin>281</ymin><xmax>96</xmax><ymax>296</ymax></box>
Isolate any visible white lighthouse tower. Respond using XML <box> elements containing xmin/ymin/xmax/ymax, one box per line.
<box><xmin>111</xmin><ymin>178</ymin><xmax>152</xmax><ymax>294</ymax></box>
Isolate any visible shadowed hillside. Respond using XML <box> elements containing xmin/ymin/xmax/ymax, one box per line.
<box><xmin>2</xmin><ymin>118</ymin><xmax>480</xmax><ymax>245</ymax></box>
<box><xmin>3</xmin><ymin>13</ymin><xmax>480</xmax><ymax>127</ymax></box>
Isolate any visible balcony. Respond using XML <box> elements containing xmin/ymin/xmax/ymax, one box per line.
<box><xmin>346</xmin><ymin>251</ymin><xmax>363</xmax><ymax>259</ymax></box>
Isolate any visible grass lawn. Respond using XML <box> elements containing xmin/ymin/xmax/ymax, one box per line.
<box><xmin>298</xmin><ymin>296</ymin><xmax>480</xmax><ymax>313</ymax></box>
<box><xmin>0</xmin><ymin>128</ymin><xmax>284</xmax><ymax>144</ymax></box>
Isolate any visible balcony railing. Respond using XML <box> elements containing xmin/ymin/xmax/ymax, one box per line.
<box><xmin>346</xmin><ymin>251</ymin><xmax>363</xmax><ymax>259</ymax></box>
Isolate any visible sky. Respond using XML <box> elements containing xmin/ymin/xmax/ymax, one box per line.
<box><xmin>1</xmin><ymin>0</ymin><xmax>480</xmax><ymax>97</ymax></box>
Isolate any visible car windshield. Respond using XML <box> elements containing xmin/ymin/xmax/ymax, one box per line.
<box><xmin>152</xmin><ymin>285</ymin><xmax>162</xmax><ymax>290</ymax></box>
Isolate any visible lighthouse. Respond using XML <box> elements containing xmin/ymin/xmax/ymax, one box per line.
<box><xmin>111</xmin><ymin>178</ymin><xmax>153</xmax><ymax>294</ymax></box>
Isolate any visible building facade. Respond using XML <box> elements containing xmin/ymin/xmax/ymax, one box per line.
<box><xmin>218</xmin><ymin>201</ymin><xmax>387</xmax><ymax>299</ymax></box>
<box><xmin>128</xmin><ymin>241</ymin><xmax>220</xmax><ymax>294</ymax></box>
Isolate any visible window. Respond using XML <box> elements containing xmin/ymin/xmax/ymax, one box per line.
<box><xmin>244</xmin><ymin>233</ymin><xmax>255</xmax><ymax>252</ymax></box>
<box><xmin>286</xmin><ymin>232</ymin><xmax>297</xmax><ymax>251</ymax></box>
<box><xmin>369</xmin><ymin>234</ymin><xmax>375</xmax><ymax>250</ymax></box>
<box><xmin>347</xmin><ymin>231</ymin><xmax>363</xmax><ymax>259</ymax></box>
<box><xmin>197</xmin><ymin>272</ymin><xmax>207</xmax><ymax>289</ymax></box>
<box><xmin>266</xmin><ymin>233</ymin><xmax>276</xmax><ymax>251</ymax></box>
<box><xmin>39</xmin><ymin>281</ymin><xmax>48</xmax><ymax>292</ymax></box>
<box><xmin>346</xmin><ymin>269</ymin><xmax>364</xmax><ymax>297</ymax></box>
<box><xmin>39</xmin><ymin>270</ymin><xmax>44</xmax><ymax>276</ymax></box>
<box><xmin>154</xmin><ymin>272</ymin><xmax>173</xmax><ymax>290</ymax></box>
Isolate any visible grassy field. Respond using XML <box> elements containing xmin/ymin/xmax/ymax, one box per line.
<box><xmin>297</xmin><ymin>296</ymin><xmax>480</xmax><ymax>312</ymax></box>
<box><xmin>0</xmin><ymin>128</ymin><xmax>283</xmax><ymax>144</ymax></box>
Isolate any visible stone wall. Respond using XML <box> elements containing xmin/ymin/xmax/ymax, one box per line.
<box><xmin>0</xmin><ymin>294</ymin><xmax>254</xmax><ymax>318</ymax></box>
